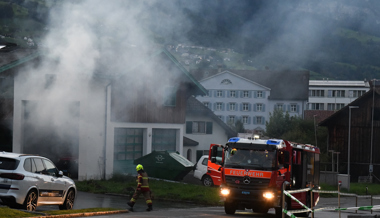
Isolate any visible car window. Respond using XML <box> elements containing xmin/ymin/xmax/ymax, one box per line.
<box><xmin>33</xmin><ymin>158</ymin><xmax>46</xmax><ymax>174</ymax></box>
<box><xmin>0</xmin><ymin>157</ymin><xmax>18</xmax><ymax>170</ymax></box>
<box><xmin>24</xmin><ymin>158</ymin><xmax>34</xmax><ymax>172</ymax></box>
<box><xmin>201</xmin><ymin>157</ymin><xmax>208</xmax><ymax>166</ymax></box>
<box><xmin>43</xmin><ymin>159</ymin><xmax>58</xmax><ymax>177</ymax></box>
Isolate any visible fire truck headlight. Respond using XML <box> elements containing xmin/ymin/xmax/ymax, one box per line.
<box><xmin>263</xmin><ymin>192</ymin><xmax>275</xmax><ymax>199</ymax></box>
<box><xmin>221</xmin><ymin>188</ymin><xmax>230</xmax><ymax>196</ymax></box>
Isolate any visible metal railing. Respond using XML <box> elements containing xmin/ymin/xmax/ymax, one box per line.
<box><xmin>281</xmin><ymin>182</ymin><xmax>380</xmax><ymax>218</ymax></box>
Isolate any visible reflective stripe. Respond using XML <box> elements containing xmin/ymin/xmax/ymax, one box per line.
<box><xmin>146</xmin><ymin>200</ymin><xmax>152</xmax><ymax>204</ymax></box>
<box><xmin>131</xmin><ymin>198</ymin><xmax>136</xmax><ymax>202</ymax></box>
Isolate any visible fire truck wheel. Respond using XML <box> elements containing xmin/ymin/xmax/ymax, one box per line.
<box><xmin>224</xmin><ymin>201</ymin><xmax>236</xmax><ymax>215</ymax></box>
<box><xmin>202</xmin><ymin>175</ymin><xmax>214</xmax><ymax>187</ymax></box>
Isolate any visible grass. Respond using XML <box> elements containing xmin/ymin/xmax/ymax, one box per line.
<box><xmin>319</xmin><ymin>182</ymin><xmax>380</xmax><ymax>198</ymax></box>
<box><xmin>0</xmin><ymin>207</ymin><xmax>40</xmax><ymax>218</ymax></box>
<box><xmin>76</xmin><ymin>174</ymin><xmax>222</xmax><ymax>206</ymax></box>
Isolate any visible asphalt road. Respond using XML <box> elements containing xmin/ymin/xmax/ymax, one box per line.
<box><xmin>35</xmin><ymin>172</ymin><xmax>380</xmax><ymax>218</ymax></box>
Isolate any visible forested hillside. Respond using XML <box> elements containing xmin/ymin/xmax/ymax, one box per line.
<box><xmin>1</xmin><ymin>0</ymin><xmax>380</xmax><ymax>80</ymax></box>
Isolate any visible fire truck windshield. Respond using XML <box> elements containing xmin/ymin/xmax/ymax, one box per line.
<box><xmin>225</xmin><ymin>148</ymin><xmax>277</xmax><ymax>170</ymax></box>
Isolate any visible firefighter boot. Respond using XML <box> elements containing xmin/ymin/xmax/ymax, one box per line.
<box><xmin>127</xmin><ymin>201</ymin><xmax>134</xmax><ymax>211</ymax></box>
<box><xmin>146</xmin><ymin>204</ymin><xmax>153</xmax><ymax>211</ymax></box>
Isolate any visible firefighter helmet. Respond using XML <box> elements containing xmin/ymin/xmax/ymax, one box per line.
<box><xmin>231</xmin><ymin>148</ymin><xmax>237</xmax><ymax>155</ymax></box>
<box><xmin>136</xmin><ymin>164</ymin><xmax>144</xmax><ymax>171</ymax></box>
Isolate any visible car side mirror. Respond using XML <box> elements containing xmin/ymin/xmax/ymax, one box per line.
<box><xmin>58</xmin><ymin>171</ymin><xmax>64</xmax><ymax>177</ymax></box>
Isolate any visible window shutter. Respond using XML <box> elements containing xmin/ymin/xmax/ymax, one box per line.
<box><xmin>263</xmin><ymin>91</ymin><xmax>266</xmax><ymax>98</ymax></box>
<box><xmin>237</xmin><ymin>91</ymin><xmax>240</xmax><ymax>98</ymax></box>
<box><xmin>296</xmin><ymin>105</ymin><xmax>300</xmax><ymax>112</ymax></box>
<box><xmin>214</xmin><ymin>90</ymin><xmax>217</xmax><ymax>97</ymax></box>
<box><xmin>283</xmin><ymin>106</ymin><xmax>286</xmax><ymax>112</ymax></box>
<box><xmin>227</xmin><ymin>103</ymin><xmax>230</xmax><ymax>111</ymax></box>
<box><xmin>262</xmin><ymin>117</ymin><xmax>265</xmax><ymax>125</ymax></box>
<box><xmin>240</xmin><ymin>103</ymin><xmax>243</xmax><ymax>111</ymax></box>
<box><xmin>248</xmin><ymin>103</ymin><xmax>251</xmax><ymax>111</ymax></box>
<box><xmin>249</xmin><ymin>91</ymin><xmax>252</xmax><ymax>98</ymax></box>
<box><xmin>222</xmin><ymin>91</ymin><xmax>225</xmax><ymax>97</ymax></box>
<box><xmin>253</xmin><ymin>117</ymin><xmax>257</xmax><ymax>124</ymax></box>
<box><xmin>263</xmin><ymin>104</ymin><xmax>266</xmax><ymax>112</ymax></box>
<box><xmin>222</xmin><ymin>103</ymin><xmax>225</xmax><ymax>111</ymax></box>
<box><xmin>248</xmin><ymin>116</ymin><xmax>251</xmax><ymax>124</ymax></box>
<box><xmin>213</xmin><ymin>103</ymin><xmax>216</xmax><ymax>111</ymax></box>
<box><xmin>254</xmin><ymin>91</ymin><xmax>257</xmax><ymax>98</ymax></box>
<box><xmin>254</xmin><ymin>104</ymin><xmax>257</xmax><ymax>112</ymax></box>
<box><xmin>206</xmin><ymin>122</ymin><xmax>213</xmax><ymax>134</ymax></box>
<box><xmin>186</xmin><ymin>122</ymin><xmax>193</xmax><ymax>134</ymax></box>
<box><xmin>287</xmin><ymin>105</ymin><xmax>290</xmax><ymax>112</ymax></box>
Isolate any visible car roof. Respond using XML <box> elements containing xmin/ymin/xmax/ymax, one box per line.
<box><xmin>0</xmin><ymin>151</ymin><xmax>43</xmax><ymax>159</ymax></box>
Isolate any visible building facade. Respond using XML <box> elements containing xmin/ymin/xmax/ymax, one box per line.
<box><xmin>308</xmin><ymin>79</ymin><xmax>370</xmax><ymax>111</ymax></box>
<box><xmin>192</xmin><ymin>69</ymin><xmax>310</xmax><ymax>134</ymax></box>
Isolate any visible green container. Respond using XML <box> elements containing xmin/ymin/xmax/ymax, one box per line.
<box><xmin>133</xmin><ymin>150</ymin><xmax>194</xmax><ymax>181</ymax></box>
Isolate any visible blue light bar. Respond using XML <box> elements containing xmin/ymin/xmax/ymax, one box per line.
<box><xmin>228</xmin><ymin>137</ymin><xmax>240</xmax><ymax>142</ymax></box>
<box><xmin>267</xmin><ymin>140</ymin><xmax>281</xmax><ymax>145</ymax></box>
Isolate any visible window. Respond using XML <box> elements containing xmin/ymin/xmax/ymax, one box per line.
<box><xmin>256</xmin><ymin>116</ymin><xmax>262</xmax><ymax>124</ymax></box>
<box><xmin>202</xmin><ymin>157</ymin><xmax>208</xmax><ymax>165</ymax></box>
<box><xmin>290</xmin><ymin>104</ymin><xmax>297</xmax><ymax>112</ymax></box>
<box><xmin>374</xmin><ymin>108</ymin><xmax>380</xmax><ymax>121</ymax></box>
<box><xmin>242</xmin><ymin>103</ymin><xmax>249</xmax><ymax>111</ymax></box>
<box><xmin>43</xmin><ymin>159</ymin><xmax>58</xmax><ymax>177</ymax></box>
<box><xmin>33</xmin><ymin>158</ymin><xmax>46</xmax><ymax>174</ymax></box>
<box><xmin>242</xmin><ymin>116</ymin><xmax>249</xmax><ymax>124</ymax></box>
<box><xmin>216</xmin><ymin>102</ymin><xmax>222</xmax><ymax>111</ymax></box>
<box><xmin>186</xmin><ymin>121</ymin><xmax>213</xmax><ymax>134</ymax></box>
<box><xmin>221</xmin><ymin>79</ymin><xmax>232</xmax><ymax>85</ymax></box>
<box><xmin>217</xmin><ymin>90</ymin><xmax>223</xmax><ymax>97</ymax></box>
<box><xmin>164</xmin><ymin>86</ymin><xmax>176</xmax><ymax>106</ymax></box>
<box><xmin>152</xmin><ymin>129</ymin><xmax>177</xmax><ymax>151</ymax></box>
<box><xmin>328</xmin><ymin>90</ymin><xmax>345</xmax><ymax>98</ymax></box>
<box><xmin>228</xmin><ymin>116</ymin><xmax>235</xmax><ymax>124</ymax></box>
<box><xmin>257</xmin><ymin>91</ymin><xmax>263</xmax><ymax>98</ymax></box>
<box><xmin>309</xmin><ymin>90</ymin><xmax>325</xmax><ymax>97</ymax></box>
<box><xmin>311</xmin><ymin>103</ymin><xmax>324</xmax><ymax>110</ymax></box>
<box><xmin>276</xmin><ymin>104</ymin><xmax>283</xmax><ymax>110</ymax></box>
<box><xmin>229</xmin><ymin>103</ymin><xmax>236</xmax><ymax>111</ymax></box>
<box><xmin>243</xmin><ymin>91</ymin><xmax>249</xmax><ymax>98</ymax></box>
<box><xmin>230</xmin><ymin>90</ymin><xmax>236</xmax><ymax>98</ymax></box>
<box><xmin>257</xmin><ymin>103</ymin><xmax>263</xmax><ymax>112</ymax></box>
<box><xmin>349</xmin><ymin>90</ymin><xmax>366</xmax><ymax>98</ymax></box>
<box><xmin>327</xmin><ymin>103</ymin><xmax>345</xmax><ymax>111</ymax></box>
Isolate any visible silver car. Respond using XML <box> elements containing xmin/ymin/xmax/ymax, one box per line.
<box><xmin>0</xmin><ymin>151</ymin><xmax>76</xmax><ymax>211</ymax></box>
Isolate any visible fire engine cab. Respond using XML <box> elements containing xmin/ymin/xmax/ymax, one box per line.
<box><xmin>209</xmin><ymin>136</ymin><xmax>320</xmax><ymax>217</ymax></box>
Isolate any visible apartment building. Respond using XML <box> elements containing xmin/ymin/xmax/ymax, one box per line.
<box><xmin>308</xmin><ymin>79</ymin><xmax>370</xmax><ymax>111</ymax></box>
<box><xmin>191</xmin><ymin>69</ymin><xmax>309</xmax><ymax>134</ymax></box>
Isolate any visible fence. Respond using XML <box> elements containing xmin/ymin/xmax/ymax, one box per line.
<box><xmin>281</xmin><ymin>182</ymin><xmax>380</xmax><ymax>218</ymax></box>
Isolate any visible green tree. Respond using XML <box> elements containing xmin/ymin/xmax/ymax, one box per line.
<box><xmin>265</xmin><ymin>108</ymin><xmax>291</xmax><ymax>138</ymax></box>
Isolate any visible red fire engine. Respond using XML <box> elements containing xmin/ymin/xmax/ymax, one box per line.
<box><xmin>209</xmin><ymin>137</ymin><xmax>320</xmax><ymax>217</ymax></box>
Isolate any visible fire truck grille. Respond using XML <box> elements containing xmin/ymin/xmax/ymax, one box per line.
<box><xmin>225</xmin><ymin>175</ymin><xmax>270</xmax><ymax>189</ymax></box>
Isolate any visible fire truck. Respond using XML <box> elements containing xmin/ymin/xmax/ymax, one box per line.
<box><xmin>209</xmin><ymin>137</ymin><xmax>320</xmax><ymax>217</ymax></box>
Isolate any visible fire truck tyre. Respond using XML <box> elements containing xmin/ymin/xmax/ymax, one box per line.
<box><xmin>202</xmin><ymin>175</ymin><xmax>214</xmax><ymax>187</ymax></box>
<box><xmin>224</xmin><ymin>201</ymin><xmax>236</xmax><ymax>215</ymax></box>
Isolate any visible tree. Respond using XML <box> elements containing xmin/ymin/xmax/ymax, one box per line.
<box><xmin>265</xmin><ymin>108</ymin><xmax>291</xmax><ymax>138</ymax></box>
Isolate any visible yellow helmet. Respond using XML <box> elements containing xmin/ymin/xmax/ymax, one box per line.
<box><xmin>136</xmin><ymin>164</ymin><xmax>143</xmax><ymax>171</ymax></box>
<box><xmin>231</xmin><ymin>148</ymin><xmax>237</xmax><ymax>155</ymax></box>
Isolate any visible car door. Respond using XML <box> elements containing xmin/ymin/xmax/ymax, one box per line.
<box><xmin>194</xmin><ymin>156</ymin><xmax>208</xmax><ymax>180</ymax></box>
<box><xmin>32</xmin><ymin>158</ymin><xmax>53</xmax><ymax>203</ymax></box>
<box><xmin>42</xmin><ymin>159</ymin><xmax>66</xmax><ymax>203</ymax></box>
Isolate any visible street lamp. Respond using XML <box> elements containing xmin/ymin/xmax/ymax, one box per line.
<box><xmin>313</xmin><ymin>115</ymin><xmax>318</xmax><ymax>147</ymax></box>
<box><xmin>348</xmin><ymin>106</ymin><xmax>359</xmax><ymax>189</ymax></box>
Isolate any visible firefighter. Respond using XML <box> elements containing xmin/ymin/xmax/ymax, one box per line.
<box><xmin>127</xmin><ymin>164</ymin><xmax>153</xmax><ymax>211</ymax></box>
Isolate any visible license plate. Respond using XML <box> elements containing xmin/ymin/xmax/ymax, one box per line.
<box><xmin>242</xmin><ymin>191</ymin><xmax>250</xmax><ymax>195</ymax></box>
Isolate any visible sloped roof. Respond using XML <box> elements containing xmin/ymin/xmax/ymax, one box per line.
<box><xmin>0</xmin><ymin>48</ymin><xmax>41</xmax><ymax>74</ymax></box>
<box><xmin>319</xmin><ymin>88</ymin><xmax>380</xmax><ymax>126</ymax></box>
<box><xmin>183</xmin><ymin>136</ymin><xmax>199</xmax><ymax>146</ymax></box>
<box><xmin>186</xmin><ymin>96</ymin><xmax>237</xmax><ymax>138</ymax></box>
<box><xmin>190</xmin><ymin>69</ymin><xmax>309</xmax><ymax>101</ymax></box>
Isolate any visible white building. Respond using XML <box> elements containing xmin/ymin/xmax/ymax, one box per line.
<box><xmin>191</xmin><ymin>69</ymin><xmax>310</xmax><ymax>134</ymax></box>
<box><xmin>308</xmin><ymin>79</ymin><xmax>370</xmax><ymax>111</ymax></box>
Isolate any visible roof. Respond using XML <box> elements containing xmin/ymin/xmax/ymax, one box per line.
<box><xmin>109</xmin><ymin>48</ymin><xmax>208</xmax><ymax>96</ymax></box>
<box><xmin>304</xmin><ymin>110</ymin><xmax>335</xmax><ymax>124</ymax></box>
<box><xmin>309</xmin><ymin>80</ymin><xmax>370</xmax><ymax>88</ymax></box>
<box><xmin>319</xmin><ymin>88</ymin><xmax>380</xmax><ymax>126</ymax></box>
<box><xmin>186</xmin><ymin>96</ymin><xmax>237</xmax><ymax>138</ymax></box>
<box><xmin>183</xmin><ymin>136</ymin><xmax>199</xmax><ymax>146</ymax></box>
<box><xmin>0</xmin><ymin>48</ymin><xmax>41</xmax><ymax>74</ymax></box>
<box><xmin>190</xmin><ymin>69</ymin><xmax>309</xmax><ymax>101</ymax></box>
